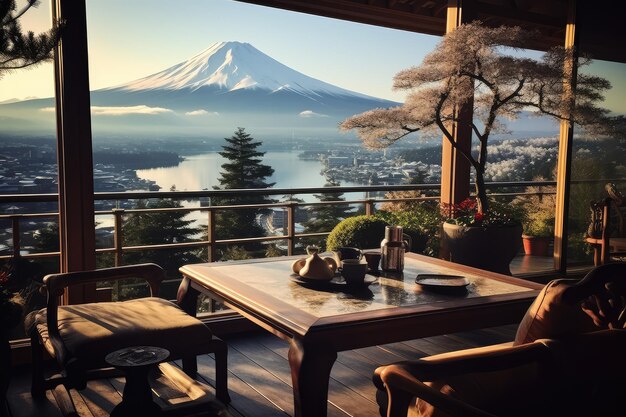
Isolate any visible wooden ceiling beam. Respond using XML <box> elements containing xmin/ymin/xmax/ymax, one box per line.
<box><xmin>237</xmin><ymin>0</ymin><xmax>626</xmax><ymax>62</ymax></box>
<box><xmin>470</xmin><ymin>1</ymin><xmax>565</xmax><ymax>28</ymax></box>
<box><xmin>236</xmin><ymin>0</ymin><xmax>447</xmax><ymax>36</ymax></box>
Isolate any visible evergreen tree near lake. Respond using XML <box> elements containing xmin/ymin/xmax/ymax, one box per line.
<box><xmin>123</xmin><ymin>196</ymin><xmax>202</xmax><ymax>288</ymax></box>
<box><xmin>213</xmin><ymin>127</ymin><xmax>275</xmax><ymax>259</ymax></box>
<box><xmin>302</xmin><ymin>179</ymin><xmax>353</xmax><ymax>251</ymax></box>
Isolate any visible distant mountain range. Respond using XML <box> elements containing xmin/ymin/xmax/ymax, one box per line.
<box><xmin>0</xmin><ymin>40</ymin><xmax>559</xmax><ymax>140</ymax></box>
<box><xmin>0</xmin><ymin>41</ymin><xmax>398</xmax><ymax>138</ymax></box>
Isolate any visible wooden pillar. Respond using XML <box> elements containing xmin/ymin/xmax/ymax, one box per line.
<box><xmin>553</xmin><ymin>0</ymin><xmax>578</xmax><ymax>273</ymax></box>
<box><xmin>53</xmin><ymin>0</ymin><xmax>97</xmax><ymax>303</ymax></box>
<box><xmin>440</xmin><ymin>0</ymin><xmax>473</xmax><ymax>216</ymax></box>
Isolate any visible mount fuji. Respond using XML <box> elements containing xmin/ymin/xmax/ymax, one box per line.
<box><xmin>94</xmin><ymin>41</ymin><xmax>398</xmax><ymax>117</ymax></box>
<box><xmin>0</xmin><ymin>41</ymin><xmax>398</xmax><ymax>137</ymax></box>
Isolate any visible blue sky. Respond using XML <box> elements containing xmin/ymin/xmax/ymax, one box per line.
<box><xmin>1</xmin><ymin>0</ymin><xmax>624</xmax><ymax>113</ymax></box>
<box><xmin>0</xmin><ymin>0</ymin><xmax>438</xmax><ymax>102</ymax></box>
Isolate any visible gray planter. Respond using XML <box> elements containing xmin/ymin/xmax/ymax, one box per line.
<box><xmin>441</xmin><ymin>223</ymin><xmax>523</xmax><ymax>275</ymax></box>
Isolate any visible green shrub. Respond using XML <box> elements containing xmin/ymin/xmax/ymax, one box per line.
<box><xmin>326</xmin><ymin>216</ymin><xmax>388</xmax><ymax>251</ymax></box>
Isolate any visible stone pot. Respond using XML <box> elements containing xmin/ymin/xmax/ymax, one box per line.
<box><xmin>441</xmin><ymin>222</ymin><xmax>523</xmax><ymax>275</ymax></box>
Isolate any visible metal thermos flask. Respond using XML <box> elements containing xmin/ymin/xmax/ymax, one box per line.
<box><xmin>381</xmin><ymin>226</ymin><xmax>407</xmax><ymax>272</ymax></box>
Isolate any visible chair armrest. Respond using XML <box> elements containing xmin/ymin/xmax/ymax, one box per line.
<box><xmin>389</xmin><ymin>340</ymin><xmax>549</xmax><ymax>381</ymax></box>
<box><xmin>379</xmin><ymin>364</ymin><xmax>496</xmax><ymax>417</ymax></box>
<box><xmin>375</xmin><ymin>342</ymin><xmax>550</xmax><ymax>417</ymax></box>
<box><xmin>43</xmin><ymin>263</ymin><xmax>166</xmax><ymax>297</ymax></box>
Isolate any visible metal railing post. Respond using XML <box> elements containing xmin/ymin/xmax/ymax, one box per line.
<box><xmin>287</xmin><ymin>202</ymin><xmax>296</xmax><ymax>256</ymax></box>
<box><xmin>112</xmin><ymin>209</ymin><xmax>124</xmax><ymax>267</ymax></box>
<box><xmin>207</xmin><ymin>209</ymin><xmax>216</xmax><ymax>262</ymax></box>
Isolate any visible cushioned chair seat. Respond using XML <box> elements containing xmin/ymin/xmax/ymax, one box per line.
<box><xmin>33</xmin><ymin>297</ymin><xmax>214</xmax><ymax>369</ymax></box>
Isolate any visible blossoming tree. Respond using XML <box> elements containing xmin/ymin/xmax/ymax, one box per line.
<box><xmin>340</xmin><ymin>22</ymin><xmax>618</xmax><ymax>218</ymax></box>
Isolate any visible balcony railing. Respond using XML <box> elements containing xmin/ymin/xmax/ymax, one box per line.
<box><xmin>0</xmin><ymin>181</ymin><xmax>561</xmax><ymax>264</ymax></box>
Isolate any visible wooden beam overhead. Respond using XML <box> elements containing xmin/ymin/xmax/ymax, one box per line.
<box><xmin>236</xmin><ymin>0</ymin><xmax>447</xmax><ymax>36</ymax></box>
<box><xmin>237</xmin><ymin>0</ymin><xmax>626</xmax><ymax>63</ymax></box>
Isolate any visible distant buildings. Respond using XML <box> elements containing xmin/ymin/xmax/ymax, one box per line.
<box><xmin>320</xmin><ymin>151</ymin><xmax>440</xmax><ymax>185</ymax></box>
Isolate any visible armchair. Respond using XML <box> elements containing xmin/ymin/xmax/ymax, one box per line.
<box><xmin>27</xmin><ymin>264</ymin><xmax>229</xmax><ymax>405</ymax></box>
<box><xmin>374</xmin><ymin>262</ymin><xmax>626</xmax><ymax>417</ymax></box>
<box><xmin>586</xmin><ymin>183</ymin><xmax>626</xmax><ymax>265</ymax></box>
<box><xmin>375</xmin><ymin>329</ymin><xmax>626</xmax><ymax>417</ymax></box>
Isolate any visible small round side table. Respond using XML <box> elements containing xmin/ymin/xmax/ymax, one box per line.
<box><xmin>105</xmin><ymin>346</ymin><xmax>170</xmax><ymax>417</ymax></box>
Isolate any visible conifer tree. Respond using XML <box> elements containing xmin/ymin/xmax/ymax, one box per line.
<box><xmin>213</xmin><ymin>128</ymin><xmax>275</xmax><ymax>258</ymax></box>
<box><xmin>1</xmin><ymin>0</ymin><xmax>62</xmax><ymax>76</ymax></box>
<box><xmin>302</xmin><ymin>179</ymin><xmax>352</xmax><ymax>250</ymax></box>
<box><xmin>124</xmin><ymin>197</ymin><xmax>202</xmax><ymax>277</ymax></box>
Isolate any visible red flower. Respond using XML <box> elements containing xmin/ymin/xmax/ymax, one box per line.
<box><xmin>0</xmin><ymin>271</ymin><xmax>8</xmax><ymax>286</ymax></box>
<box><xmin>474</xmin><ymin>212</ymin><xmax>484</xmax><ymax>222</ymax></box>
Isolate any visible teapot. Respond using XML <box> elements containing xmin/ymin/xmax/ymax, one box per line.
<box><xmin>292</xmin><ymin>246</ymin><xmax>337</xmax><ymax>280</ymax></box>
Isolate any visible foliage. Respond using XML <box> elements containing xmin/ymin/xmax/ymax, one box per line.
<box><xmin>0</xmin><ymin>0</ymin><xmax>63</xmax><ymax>76</ymax></box>
<box><xmin>341</xmin><ymin>21</ymin><xmax>617</xmax><ymax>217</ymax></box>
<box><xmin>0</xmin><ymin>261</ymin><xmax>23</xmax><ymax>329</ymax></box>
<box><xmin>302</xmin><ymin>179</ymin><xmax>353</xmax><ymax>250</ymax></box>
<box><xmin>264</xmin><ymin>244</ymin><xmax>284</xmax><ymax>258</ymax></box>
<box><xmin>326</xmin><ymin>215</ymin><xmax>388</xmax><ymax>252</ymax></box>
<box><xmin>513</xmin><ymin>182</ymin><xmax>556</xmax><ymax>237</ymax></box>
<box><xmin>212</xmin><ymin>127</ymin><xmax>275</xmax><ymax>258</ymax></box>
<box><xmin>33</xmin><ymin>221</ymin><xmax>60</xmax><ymax>252</ymax></box>
<box><xmin>376</xmin><ymin>201</ymin><xmax>441</xmax><ymax>256</ymax></box>
<box><xmin>123</xmin><ymin>197</ymin><xmax>202</xmax><ymax>278</ymax></box>
<box><xmin>219</xmin><ymin>245</ymin><xmax>251</xmax><ymax>261</ymax></box>
<box><xmin>443</xmin><ymin>198</ymin><xmax>522</xmax><ymax>227</ymax></box>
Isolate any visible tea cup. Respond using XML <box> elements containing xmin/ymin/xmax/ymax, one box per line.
<box><xmin>333</xmin><ymin>247</ymin><xmax>362</xmax><ymax>265</ymax></box>
<box><xmin>341</xmin><ymin>259</ymin><xmax>367</xmax><ymax>285</ymax></box>
<box><xmin>363</xmin><ymin>251</ymin><xmax>382</xmax><ymax>272</ymax></box>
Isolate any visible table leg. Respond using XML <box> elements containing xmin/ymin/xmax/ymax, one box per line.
<box><xmin>177</xmin><ymin>276</ymin><xmax>199</xmax><ymax>317</ymax></box>
<box><xmin>288</xmin><ymin>338</ymin><xmax>337</xmax><ymax>417</ymax></box>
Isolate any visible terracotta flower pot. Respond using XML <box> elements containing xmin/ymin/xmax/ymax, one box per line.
<box><xmin>441</xmin><ymin>223</ymin><xmax>522</xmax><ymax>275</ymax></box>
<box><xmin>522</xmin><ymin>235</ymin><xmax>551</xmax><ymax>257</ymax></box>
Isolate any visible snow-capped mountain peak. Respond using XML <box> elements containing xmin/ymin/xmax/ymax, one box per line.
<box><xmin>113</xmin><ymin>41</ymin><xmax>370</xmax><ymax>100</ymax></box>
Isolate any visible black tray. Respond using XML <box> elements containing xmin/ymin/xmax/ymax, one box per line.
<box><xmin>415</xmin><ymin>274</ymin><xmax>469</xmax><ymax>288</ymax></box>
<box><xmin>290</xmin><ymin>274</ymin><xmax>377</xmax><ymax>289</ymax></box>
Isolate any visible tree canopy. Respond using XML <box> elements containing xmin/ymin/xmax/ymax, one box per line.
<box><xmin>302</xmin><ymin>179</ymin><xmax>353</xmax><ymax>250</ymax></box>
<box><xmin>341</xmin><ymin>22</ymin><xmax>618</xmax><ymax>215</ymax></box>
<box><xmin>124</xmin><ymin>197</ymin><xmax>202</xmax><ymax>277</ymax></box>
<box><xmin>213</xmin><ymin>127</ymin><xmax>275</xmax><ymax>258</ymax></box>
<box><xmin>1</xmin><ymin>0</ymin><xmax>62</xmax><ymax>76</ymax></box>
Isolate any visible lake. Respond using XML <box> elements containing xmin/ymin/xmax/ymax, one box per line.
<box><xmin>136</xmin><ymin>151</ymin><xmax>364</xmax><ymax>198</ymax></box>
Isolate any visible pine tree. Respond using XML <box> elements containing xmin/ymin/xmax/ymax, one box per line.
<box><xmin>216</xmin><ymin>127</ymin><xmax>275</xmax><ymax>190</ymax></box>
<box><xmin>1</xmin><ymin>0</ymin><xmax>63</xmax><ymax>76</ymax></box>
<box><xmin>123</xmin><ymin>198</ymin><xmax>202</xmax><ymax>279</ymax></box>
<box><xmin>302</xmin><ymin>179</ymin><xmax>352</xmax><ymax>251</ymax></box>
<box><xmin>212</xmin><ymin>128</ymin><xmax>275</xmax><ymax>258</ymax></box>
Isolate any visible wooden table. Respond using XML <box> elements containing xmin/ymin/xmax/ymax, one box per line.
<box><xmin>179</xmin><ymin>253</ymin><xmax>542</xmax><ymax>417</ymax></box>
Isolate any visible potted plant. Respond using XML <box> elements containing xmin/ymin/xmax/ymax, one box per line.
<box><xmin>341</xmin><ymin>22</ymin><xmax>615</xmax><ymax>274</ymax></box>
<box><xmin>512</xmin><ymin>181</ymin><xmax>556</xmax><ymax>257</ymax></box>
<box><xmin>522</xmin><ymin>218</ymin><xmax>554</xmax><ymax>257</ymax></box>
<box><xmin>439</xmin><ymin>198</ymin><xmax>523</xmax><ymax>274</ymax></box>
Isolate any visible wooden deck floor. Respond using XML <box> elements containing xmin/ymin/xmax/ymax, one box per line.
<box><xmin>8</xmin><ymin>324</ymin><xmax>518</xmax><ymax>417</ymax></box>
